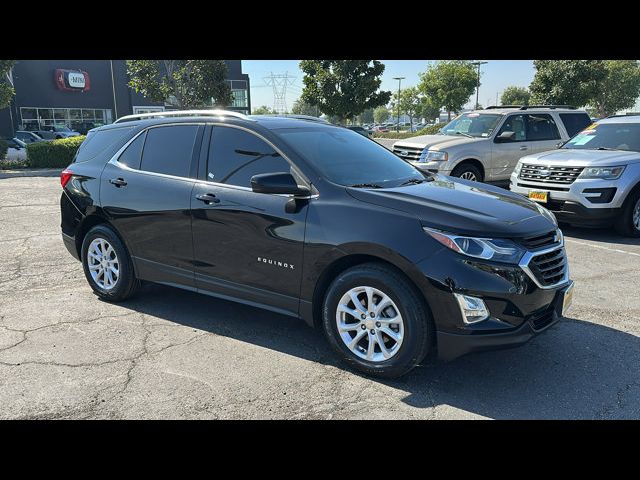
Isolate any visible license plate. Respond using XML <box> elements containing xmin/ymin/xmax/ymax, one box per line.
<box><xmin>528</xmin><ymin>190</ymin><xmax>548</xmax><ymax>203</ymax></box>
<box><xmin>562</xmin><ymin>282</ymin><xmax>574</xmax><ymax>317</ymax></box>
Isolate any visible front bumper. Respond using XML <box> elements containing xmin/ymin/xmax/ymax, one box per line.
<box><xmin>409</xmin><ymin>160</ymin><xmax>451</xmax><ymax>174</ymax></box>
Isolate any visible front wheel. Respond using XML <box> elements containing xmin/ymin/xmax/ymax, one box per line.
<box><xmin>614</xmin><ymin>189</ymin><xmax>640</xmax><ymax>237</ymax></box>
<box><xmin>451</xmin><ymin>163</ymin><xmax>483</xmax><ymax>182</ymax></box>
<box><xmin>321</xmin><ymin>263</ymin><xmax>434</xmax><ymax>378</ymax></box>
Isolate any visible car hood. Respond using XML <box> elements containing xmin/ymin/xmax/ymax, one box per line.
<box><xmin>521</xmin><ymin>148</ymin><xmax>640</xmax><ymax>166</ymax></box>
<box><xmin>394</xmin><ymin>134</ymin><xmax>485</xmax><ymax>151</ymax></box>
<box><xmin>347</xmin><ymin>175</ymin><xmax>556</xmax><ymax>238</ymax></box>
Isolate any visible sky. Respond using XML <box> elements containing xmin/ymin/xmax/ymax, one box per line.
<box><xmin>243</xmin><ymin>60</ymin><xmax>536</xmax><ymax>112</ymax></box>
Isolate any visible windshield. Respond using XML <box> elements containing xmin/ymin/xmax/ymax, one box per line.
<box><xmin>440</xmin><ymin>113</ymin><xmax>502</xmax><ymax>138</ymax></box>
<box><xmin>276</xmin><ymin>126</ymin><xmax>425</xmax><ymax>188</ymax></box>
<box><xmin>563</xmin><ymin>123</ymin><xmax>640</xmax><ymax>152</ymax></box>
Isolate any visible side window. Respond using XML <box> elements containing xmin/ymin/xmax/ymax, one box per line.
<box><xmin>526</xmin><ymin>114</ymin><xmax>560</xmax><ymax>141</ymax></box>
<box><xmin>140</xmin><ymin>125</ymin><xmax>198</xmax><ymax>177</ymax></box>
<box><xmin>74</xmin><ymin>126</ymin><xmax>133</xmax><ymax>163</ymax></box>
<box><xmin>560</xmin><ymin>113</ymin><xmax>592</xmax><ymax>137</ymax></box>
<box><xmin>117</xmin><ymin>132</ymin><xmax>146</xmax><ymax>170</ymax></box>
<box><xmin>497</xmin><ymin>114</ymin><xmax>527</xmax><ymax>141</ymax></box>
<box><xmin>207</xmin><ymin>126</ymin><xmax>291</xmax><ymax>187</ymax></box>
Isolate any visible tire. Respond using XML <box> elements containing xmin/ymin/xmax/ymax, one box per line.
<box><xmin>451</xmin><ymin>163</ymin><xmax>483</xmax><ymax>182</ymax></box>
<box><xmin>81</xmin><ymin>224</ymin><xmax>140</xmax><ymax>302</ymax></box>
<box><xmin>321</xmin><ymin>262</ymin><xmax>434</xmax><ymax>378</ymax></box>
<box><xmin>614</xmin><ymin>188</ymin><xmax>640</xmax><ymax>237</ymax></box>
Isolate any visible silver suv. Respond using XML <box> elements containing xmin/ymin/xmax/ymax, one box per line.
<box><xmin>510</xmin><ymin>115</ymin><xmax>640</xmax><ymax>237</ymax></box>
<box><xmin>393</xmin><ymin>106</ymin><xmax>591</xmax><ymax>182</ymax></box>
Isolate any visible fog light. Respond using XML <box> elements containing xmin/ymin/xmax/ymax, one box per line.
<box><xmin>453</xmin><ymin>293</ymin><xmax>490</xmax><ymax>325</ymax></box>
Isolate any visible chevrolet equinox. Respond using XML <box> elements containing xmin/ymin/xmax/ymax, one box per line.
<box><xmin>60</xmin><ymin>110</ymin><xmax>574</xmax><ymax>378</ymax></box>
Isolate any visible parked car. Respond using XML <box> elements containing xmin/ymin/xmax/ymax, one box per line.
<box><xmin>59</xmin><ymin>109</ymin><xmax>572</xmax><ymax>378</ymax></box>
<box><xmin>34</xmin><ymin>125</ymin><xmax>81</xmax><ymax>139</ymax></box>
<box><xmin>345</xmin><ymin>125</ymin><xmax>371</xmax><ymax>137</ymax></box>
<box><xmin>392</xmin><ymin>106</ymin><xmax>592</xmax><ymax>183</ymax></box>
<box><xmin>510</xmin><ymin>115</ymin><xmax>640</xmax><ymax>237</ymax></box>
<box><xmin>15</xmin><ymin>130</ymin><xmax>46</xmax><ymax>144</ymax></box>
<box><xmin>372</xmin><ymin>125</ymin><xmax>389</xmax><ymax>133</ymax></box>
<box><xmin>4</xmin><ymin>138</ymin><xmax>27</xmax><ymax>161</ymax></box>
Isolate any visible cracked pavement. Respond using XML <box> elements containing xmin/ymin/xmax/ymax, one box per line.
<box><xmin>0</xmin><ymin>173</ymin><xmax>639</xmax><ymax>419</ymax></box>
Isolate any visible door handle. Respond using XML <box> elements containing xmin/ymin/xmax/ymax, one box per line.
<box><xmin>519</xmin><ymin>146</ymin><xmax>528</xmax><ymax>151</ymax></box>
<box><xmin>109</xmin><ymin>177</ymin><xmax>127</xmax><ymax>187</ymax></box>
<box><xmin>196</xmin><ymin>193</ymin><xmax>220</xmax><ymax>204</ymax></box>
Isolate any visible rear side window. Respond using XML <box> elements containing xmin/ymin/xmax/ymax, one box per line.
<box><xmin>207</xmin><ymin>126</ymin><xmax>291</xmax><ymax>187</ymax></box>
<box><xmin>526</xmin><ymin>114</ymin><xmax>560</xmax><ymax>141</ymax></box>
<box><xmin>140</xmin><ymin>125</ymin><xmax>198</xmax><ymax>177</ymax></box>
<box><xmin>74</xmin><ymin>126</ymin><xmax>133</xmax><ymax>163</ymax></box>
<box><xmin>560</xmin><ymin>113</ymin><xmax>592</xmax><ymax>137</ymax></box>
<box><xmin>117</xmin><ymin>132</ymin><xmax>146</xmax><ymax>170</ymax></box>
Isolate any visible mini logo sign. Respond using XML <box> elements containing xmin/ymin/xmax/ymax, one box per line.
<box><xmin>55</xmin><ymin>69</ymin><xmax>90</xmax><ymax>92</ymax></box>
<box><xmin>257</xmin><ymin>256</ymin><xmax>294</xmax><ymax>270</ymax></box>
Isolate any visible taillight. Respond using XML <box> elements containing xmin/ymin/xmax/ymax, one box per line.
<box><xmin>60</xmin><ymin>169</ymin><xmax>73</xmax><ymax>188</ymax></box>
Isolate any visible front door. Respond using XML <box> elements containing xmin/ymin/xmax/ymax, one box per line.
<box><xmin>191</xmin><ymin>125</ymin><xmax>309</xmax><ymax>316</ymax></box>
<box><xmin>492</xmin><ymin>114</ymin><xmax>531</xmax><ymax>180</ymax></box>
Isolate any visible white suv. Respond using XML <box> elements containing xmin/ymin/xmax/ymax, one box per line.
<box><xmin>510</xmin><ymin>115</ymin><xmax>640</xmax><ymax>237</ymax></box>
<box><xmin>392</xmin><ymin>106</ymin><xmax>591</xmax><ymax>183</ymax></box>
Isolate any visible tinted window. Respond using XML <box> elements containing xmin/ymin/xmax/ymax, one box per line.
<box><xmin>563</xmin><ymin>123</ymin><xmax>640</xmax><ymax>152</ymax></box>
<box><xmin>208</xmin><ymin>126</ymin><xmax>291</xmax><ymax>187</ymax></box>
<box><xmin>526</xmin><ymin>114</ymin><xmax>560</xmax><ymax>141</ymax></box>
<box><xmin>140</xmin><ymin>125</ymin><xmax>198</xmax><ymax>177</ymax></box>
<box><xmin>497</xmin><ymin>114</ymin><xmax>527</xmax><ymax>141</ymax></box>
<box><xmin>277</xmin><ymin>126</ymin><xmax>424</xmax><ymax>188</ymax></box>
<box><xmin>117</xmin><ymin>132</ymin><xmax>146</xmax><ymax>169</ymax></box>
<box><xmin>560</xmin><ymin>113</ymin><xmax>592</xmax><ymax>137</ymax></box>
<box><xmin>74</xmin><ymin>126</ymin><xmax>133</xmax><ymax>163</ymax></box>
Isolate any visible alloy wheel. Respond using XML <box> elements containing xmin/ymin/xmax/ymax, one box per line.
<box><xmin>633</xmin><ymin>197</ymin><xmax>640</xmax><ymax>232</ymax></box>
<box><xmin>335</xmin><ymin>286</ymin><xmax>404</xmax><ymax>362</ymax></box>
<box><xmin>460</xmin><ymin>171</ymin><xmax>477</xmax><ymax>181</ymax></box>
<box><xmin>87</xmin><ymin>238</ymin><xmax>119</xmax><ymax>290</ymax></box>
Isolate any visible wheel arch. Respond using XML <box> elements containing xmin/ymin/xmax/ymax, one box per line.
<box><xmin>74</xmin><ymin>214</ymin><xmax>135</xmax><ymax>274</ymax></box>
<box><xmin>451</xmin><ymin>158</ymin><xmax>485</xmax><ymax>180</ymax></box>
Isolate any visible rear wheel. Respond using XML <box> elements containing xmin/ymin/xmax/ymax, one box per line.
<box><xmin>81</xmin><ymin>224</ymin><xmax>140</xmax><ymax>301</ymax></box>
<box><xmin>614</xmin><ymin>188</ymin><xmax>640</xmax><ymax>237</ymax></box>
<box><xmin>451</xmin><ymin>163</ymin><xmax>483</xmax><ymax>182</ymax></box>
<box><xmin>321</xmin><ymin>263</ymin><xmax>433</xmax><ymax>378</ymax></box>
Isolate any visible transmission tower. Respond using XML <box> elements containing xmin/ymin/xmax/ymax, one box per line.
<box><xmin>264</xmin><ymin>72</ymin><xmax>296</xmax><ymax>114</ymax></box>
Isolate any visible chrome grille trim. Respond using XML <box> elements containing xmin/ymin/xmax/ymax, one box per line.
<box><xmin>392</xmin><ymin>145</ymin><xmax>424</xmax><ymax>161</ymax></box>
<box><xmin>518</xmin><ymin>164</ymin><xmax>584</xmax><ymax>184</ymax></box>
<box><xmin>518</xmin><ymin>235</ymin><xmax>570</xmax><ymax>290</ymax></box>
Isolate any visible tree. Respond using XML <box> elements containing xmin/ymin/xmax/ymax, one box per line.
<box><xmin>252</xmin><ymin>105</ymin><xmax>276</xmax><ymax>115</ymax></box>
<box><xmin>418</xmin><ymin>61</ymin><xmax>478</xmax><ymax>121</ymax></box>
<box><xmin>590</xmin><ymin>61</ymin><xmax>640</xmax><ymax>117</ymax></box>
<box><xmin>0</xmin><ymin>60</ymin><xmax>16</xmax><ymax>109</ymax></box>
<box><xmin>127</xmin><ymin>60</ymin><xmax>232</xmax><ymax>110</ymax></box>
<box><xmin>501</xmin><ymin>86</ymin><xmax>531</xmax><ymax>106</ymax></box>
<box><xmin>529</xmin><ymin>60</ymin><xmax>606</xmax><ymax>107</ymax></box>
<box><xmin>299</xmin><ymin>60</ymin><xmax>391</xmax><ymax>123</ymax></box>
<box><xmin>291</xmin><ymin>99</ymin><xmax>319</xmax><ymax>117</ymax></box>
<box><xmin>360</xmin><ymin>108</ymin><xmax>374</xmax><ymax>124</ymax></box>
<box><xmin>374</xmin><ymin>106</ymin><xmax>390</xmax><ymax>124</ymax></box>
<box><xmin>391</xmin><ymin>86</ymin><xmax>432</xmax><ymax>128</ymax></box>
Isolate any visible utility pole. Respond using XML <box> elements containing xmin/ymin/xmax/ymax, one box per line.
<box><xmin>110</xmin><ymin>60</ymin><xmax>119</xmax><ymax>120</ymax></box>
<box><xmin>264</xmin><ymin>72</ymin><xmax>296</xmax><ymax>114</ymax></box>
<box><xmin>471</xmin><ymin>61</ymin><xmax>488</xmax><ymax>110</ymax></box>
<box><xmin>393</xmin><ymin>76</ymin><xmax>405</xmax><ymax>132</ymax></box>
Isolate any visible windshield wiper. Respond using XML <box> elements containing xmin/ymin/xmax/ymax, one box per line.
<box><xmin>595</xmin><ymin>147</ymin><xmax>624</xmax><ymax>151</ymax></box>
<box><xmin>455</xmin><ymin>131</ymin><xmax>473</xmax><ymax>138</ymax></box>
<box><xmin>349</xmin><ymin>183</ymin><xmax>383</xmax><ymax>189</ymax></box>
<box><xmin>400</xmin><ymin>177</ymin><xmax>431</xmax><ymax>186</ymax></box>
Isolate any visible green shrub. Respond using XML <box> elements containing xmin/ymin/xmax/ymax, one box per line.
<box><xmin>26</xmin><ymin>136</ymin><xmax>86</xmax><ymax>168</ymax></box>
<box><xmin>0</xmin><ymin>138</ymin><xmax>7</xmax><ymax>161</ymax></box>
<box><xmin>372</xmin><ymin>123</ymin><xmax>445</xmax><ymax>139</ymax></box>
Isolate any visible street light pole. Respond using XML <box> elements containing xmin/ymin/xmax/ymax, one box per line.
<box><xmin>471</xmin><ymin>61</ymin><xmax>487</xmax><ymax>109</ymax></box>
<box><xmin>393</xmin><ymin>76</ymin><xmax>405</xmax><ymax>132</ymax></box>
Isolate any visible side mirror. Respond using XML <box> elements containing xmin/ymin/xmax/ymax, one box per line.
<box><xmin>251</xmin><ymin>172</ymin><xmax>310</xmax><ymax>197</ymax></box>
<box><xmin>495</xmin><ymin>131</ymin><xmax>516</xmax><ymax>143</ymax></box>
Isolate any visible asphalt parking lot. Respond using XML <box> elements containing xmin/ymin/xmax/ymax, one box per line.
<box><xmin>1</xmin><ymin>172</ymin><xmax>639</xmax><ymax>419</ymax></box>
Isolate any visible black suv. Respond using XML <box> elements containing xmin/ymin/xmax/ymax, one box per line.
<box><xmin>60</xmin><ymin>110</ymin><xmax>574</xmax><ymax>378</ymax></box>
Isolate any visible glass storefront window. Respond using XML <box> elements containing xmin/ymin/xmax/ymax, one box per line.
<box><xmin>20</xmin><ymin>107</ymin><xmax>113</xmax><ymax>134</ymax></box>
<box><xmin>231</xmin><ymin>89</ymin><xmax>248</xmax><ymax>108</ymax></box>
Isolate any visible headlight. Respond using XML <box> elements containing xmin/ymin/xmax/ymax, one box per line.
<box><xmin>579</xmin><ymin>166</ymin><xmax>625</xmax><ymax>180</ymax></box>
<box><xmin>420</xmin><ymin>150</ymin><xmax>448</xmax><ymax>162</ymax></box>
<box><xmin>513</xmin><ymin>161</ymin><xmax>522</xmax><ymax>175</ymax></box>
<box><xmin>423</xmin><ymin>227</ymin><xmax>525</xmax><ymax>263</ymax></box>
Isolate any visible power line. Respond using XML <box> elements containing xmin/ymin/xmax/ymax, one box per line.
<box><xmin>263</xmin><ymin>71</ymin><xmax>296</xmax><ymax>113</ymax></box>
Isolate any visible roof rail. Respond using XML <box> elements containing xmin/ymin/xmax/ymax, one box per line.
<box><xmin>114</xmin><ymin>109</ymin><xmax>251</xmax><ymax>124</ymax></box>
<box><xmin>519</xmin><ymin>105</ymin><xmax>576</xmax><ymax>110</ymax></box>
<box><xmin>485</xmin><ymin>105</ymin><xmax>523</xmax><ymax>109</ymax></box>
<box><xmin>257</xmin><ymin>114</ymin><xmax>330</xmax><ymax>124</ymax></box>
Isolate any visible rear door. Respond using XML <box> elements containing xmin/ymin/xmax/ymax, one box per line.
<box><xmin>100</xmin><ymin>123</ymin><xmax>204</xmax><ymax>288</ymax></box>
<box><xmin>526</xmin><ymin>113</ymin><xmax>562</xmax><ymax>154</ymax></box>
<box><xmin>492</xmin><ymin>114</ymin><xmax>530</xmax><ymax>179</ymax></box>
<box><xmin>559</xmin><ymin>112</ymin><xmax>592</xmax><ymax>139</ymax></box>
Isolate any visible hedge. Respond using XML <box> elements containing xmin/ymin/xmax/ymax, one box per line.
<box><xmin>0</xmin><ymin>138</ymin><xmax>7</xmax><ymax>161</ymax></box>
<box><xmin>26</xmin><ymin>135</ymin><xmax>86</xmax><ymax>168</ymax></box>
<box><xmin>372</xmin><ymin>123</ymin><xmax>445</xmax><ymax>139</ymax></box>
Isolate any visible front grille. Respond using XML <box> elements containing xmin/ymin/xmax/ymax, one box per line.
<box><xmin>519</xmin><ymin>230</ymin><xmax>559</xmax><ymax>250</ymax></box>
<box><xmin>519</xmin><ymin>164</ymin><xmax>584</xmax><ymax>184</ymax></box>
<box><xmin>393</xmin><ymin>145</ymin><xmax>424</xmax><ymax>162</ymax></box>
<box><xmin>528</xmin><ymin>247</ymin><xmax>567</xmax><ymax>287</ymax></box>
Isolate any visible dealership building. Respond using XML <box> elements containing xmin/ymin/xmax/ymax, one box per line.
<box><xmin>0</xmin><ymin>60</ymin><xmax>251</xmax><ymax>138</ymax></box>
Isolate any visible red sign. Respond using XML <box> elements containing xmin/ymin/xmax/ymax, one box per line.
<box><xmin>55</xmin><ymin>69</ymin><xmax>91</xmax><ymax>92</ymax></box>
